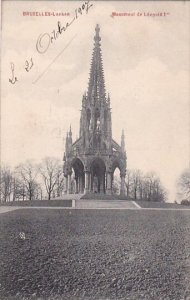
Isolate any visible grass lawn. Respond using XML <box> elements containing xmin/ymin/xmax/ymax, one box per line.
<box><xmin>0</xmin><ymin>200</ymin><xmax>72</xmax><ymax>207</ymax></box>
<box><xmin>0</xmin><ymin>209</ymin><xmax>190</xmax><ymax>300</ymax></box>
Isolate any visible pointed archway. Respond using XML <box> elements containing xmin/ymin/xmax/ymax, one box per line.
<box><xmin>71</xmin><ymin>158</ymin><xmax>84</xmax><ymax>194</ymax></box>
<box><xmin>112</xmin><ymin>159</ymin><xmax>126</xmax><ymax>196</ymax></box>
<box><xmin>90</xmin><ymin>158</ymin><xmax>106</xmax><ymax>193</ymax></box>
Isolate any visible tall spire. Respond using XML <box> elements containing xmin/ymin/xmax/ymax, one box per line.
<box><xmin>121</xmin><ymin>129</ymin><xmax>125</xmax><ymax>152</ymax></box>
<box><xmin>69</xmin><ymin>125</ymin><xmax>72</xmax><ymax>137</ymax></box>
<box><xmin>87</xmin><ymin>24</ymin><xmax>106</xmax><ymax>103</ymax></box>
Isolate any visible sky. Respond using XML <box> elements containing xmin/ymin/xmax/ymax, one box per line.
<box><xmin>1</xmin><ymin>1</ymin><xmax>190</xmax><ymax>201</ymax></box>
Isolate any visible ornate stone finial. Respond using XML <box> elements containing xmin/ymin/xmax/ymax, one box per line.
<box><xmin>94</xmin><ymin>24</ymin><xmax>101</xmax><ymax>43</ymax></box>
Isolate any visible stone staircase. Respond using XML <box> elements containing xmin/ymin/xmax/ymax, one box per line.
<box><xmin>75</xmin><ymin>199</ymin><xmax>139</xmax><ymax>209</ymax></box>
<box><xmin>54</xmin><ymin>194</ymin><xmax>83</xmax><ymax>200</ymax></box>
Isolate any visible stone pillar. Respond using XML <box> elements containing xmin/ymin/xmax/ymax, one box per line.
<box><xmin>77</xmin><ymin>177</ymin><xmax>80</xmax><ymax>193</ymax></box>
<box><xmin>64</xmin><ymin>176</ymin><xmax>68</xmax><ymax>194</ymax></box>
<box><xmin>120</xmin><ymin>175</ymin><xmax>125</xmax><ymax>196</ymax></box>
<box><xmin>75</xmin><ymin>177</ymin><xmax>78</xmax><ymax>194</ymax></box>
<box><xmin>84</xmin><ymin>171</ymin><xmax>90</xmax><ymax>193</ymax></box>
<box><xmin>67</xmin><ymin>174</ymin><xmax>71</xmax><ymax>194</ymax></box>
<box><xmin>78</xmin><ymin>176</ymin><xmax>82</xmax><ymax>193</ymax></box>
<box><xmin>100</xmin><ymin>175</ymin><xmax>104</xmax><ymax>193</ymax></box>
<box><xmin>89</xmin><ymin>174</ymin><xmax>92</xmax><ymax>192</ymax></box>
<box><xmin>106</xmin><ymin>172</ymin><xmax>112</xmax><ymax>195</ymax></box>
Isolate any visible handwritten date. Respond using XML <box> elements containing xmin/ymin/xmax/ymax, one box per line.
<box><xmin>9</xmin><ymin>58</ymin><xmax>34</xmax><ymax>84</ymax></box>
<box><xmin>36</xmin><ymin>1</ymin><xmax>93</xmax><ymax>54</ymax></box>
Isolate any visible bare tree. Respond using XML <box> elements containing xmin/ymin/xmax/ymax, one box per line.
<box><xmin>178</xmin><ymin>169</ymin><xmax>190</xmax><ymax>202</ymax></box>
<box><xmin>138</xmin><ymin>173</ymin><xmax>145</xmax><ymax>200</ymax></box>
<box><xmin>55</xmin><ymin>171</ymin><xmax>64</xmax><ymax>197</ymax></box>
<box><xmin>39</xmin><ymin>157</ymin><xmax>62</xmax><ymax>200</ymax></box>
<box><xmin>12</xmin><ymin>177</ymin><xmax>25</xmax><ymax>201</ymax></box>
<box><xmin>143</xmin><ymin>172</ymin><xmax>167</xmax><ymax>202</ymax></box>
<box><xmin>0</xmin><ymin>165</ymin><xmax>13</xmax><ymax>203</ymax></box>
<box><xmin>131</xmin><ymin>169</ymin><xmax>142</xmax><ymax>200</ymax></box>
<box><xmin>15</xmin><ymin>161</ymin><xmax>39</xmax><ymax>201</ymax></box>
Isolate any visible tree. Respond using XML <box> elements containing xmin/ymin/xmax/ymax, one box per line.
<box><xmin>15</xmin><ymin>161</ymin><xmax>39</xmax><ymax>201</ymax></box>
<box><xmin>138</xmin><ymin>173</ymin><xmax>145</xmax><ymax>200</ymax></box>
<box><xmin>0</xmin><ymin>165</ymin><xmax>13</xmax><ymax>203</ymax></box>
<box><xmin>178</xmin><ymin>169</ymin><xmax>190</xmax><ymax>202</ymax></box>
<box><xmin>12</xmin><ymin>177</ymin><xmax>26</xmax><ymax>201</ymax></box>
<box><xmin>143</xmin><ymin>172</ymin><xmax>167</xmax><ymax>202</ymax></box>
<box><xmin>124</xmin><ymin>169</ymin><xmax>167</xmax><ymax>202</ymax></box>
<box><xmin>39</xmin><ymin>157</ymin><xmax>62</xmax><ymax>200</ymax></box>
<box><xmin>55</xmin><ymin>171</ymin><xmax>64</xmax><ymax>197</ymax></box>
<box><xmin>131</xmin><ymin>169</ymin><xmax>142</xmax><ymax>200</ymax></box>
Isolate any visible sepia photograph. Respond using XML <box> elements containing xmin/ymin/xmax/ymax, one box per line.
<box><xmin>0</xmin><ymin>0</ymin><xmax>190</xmax><ymax>299</ymax></box>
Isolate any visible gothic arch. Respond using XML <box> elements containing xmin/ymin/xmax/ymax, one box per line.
<box><xmin>71</xmin><ymin>158</ymin><xmax>84</xmax><ymax>177</ymax></box>
<box><xmin>112</xmin><ymin>158</ymin><xmax>126</xmax><ymax>195</ymax></box>
<box><xmin>88</xmin><ymin>157</ymin><xmax>107</xmax><ymax>170</ymax></box>
<box><xmin>68</xmin><ymin>158</ymin><xmax>85</xmax><ymax>194</ymax></box>
<box><xmin>89</xmin><ymin>157</ymin><xmax>106</xmax><ymax>193</ymax></box>
<box><xmin>112</xmin><ymin>159</ymin><xmax>123</xmax><ymax>174</ymax></box>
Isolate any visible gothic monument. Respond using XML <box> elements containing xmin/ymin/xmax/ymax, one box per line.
<box><xmin>63</xmin><ymin>25</ymin><xmax>127</xmax><ymax>195</ymax></box>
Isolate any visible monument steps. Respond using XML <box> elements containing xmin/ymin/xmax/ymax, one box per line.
<box><xmin>75</xmin><ymin>199</ymin><xmax>138</xmax><ymax>209</ymax></box>
<box><xmin>54</xmin><ymin>194</ymin><xmax>83</xmax><ymax>200</ymax></box>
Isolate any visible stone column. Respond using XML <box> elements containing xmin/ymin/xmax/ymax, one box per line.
<box><xmin>75</xmin><ymin>177</ymin><xmax>78</xmax><ymax>194</ymax></box>
<box><xmin>120</xmin><ymin>175</ymin><xmax>126</xmax><ymax>196</ymax></box>
<box><xmin>78</xmin><ymin>176</ymin><xmax>82</xmax><ymax>193</ymax></box>
<box><xmin>84</xmin><ymin>171</ymin><xmax>90</xmax><ymax>193</ymax></box>
<box><xmin>77</xmin><ymin>177</ymin><xmax>80</xmax><ymax>193</ymax></box>
<box><xmin>89</xmin><ymin>174</ymin><xmax>92</xmax><ymax>192</ymax></box>
<box><xmin>106</xmin><ymin>172</ymin><xmax>112</xmax><ymax>195</ymax></box>
<box><xmin>64</xmin><ymin>176</ymin><xmax>68</xmax><ymax>194</ymax></box>
<box><xmin>67</xmin><ymin>174</ymin><xmax>71</xmax><ymax>194</ymax></box>
<box><xmin>100</xmin><ymin>175</ymin><xmax>104</xmax><ymax>193</ymax></box>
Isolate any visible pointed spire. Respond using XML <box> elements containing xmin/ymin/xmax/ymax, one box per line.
<box><xmin>121</xmin><ymin>129</ymin><xmax>125</xmax><ymax>152</ymax></box>
<box><xmin>65</xmin><ymin>132</ymin><xmax>69</xmax><ymax>155</ymax></box>
<box><xmin>87</xmin><ymin>24</ymin><xmax>106</xmax><ymax>103</ymax></box>
<box><xmin>69</xmin><ymin>125</ymin><xmax>72</xmax><ymax>137</ymax></box>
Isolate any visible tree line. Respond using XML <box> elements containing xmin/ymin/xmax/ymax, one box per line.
<box><xmin>0</xmin><ymin>158</ymin><xmax>64</xmax><ymax>203</ymax></box>
<box><xmin>113</xmin><ymin>169</ymin><xmax>167</xmax><ymax>202</ymax></box>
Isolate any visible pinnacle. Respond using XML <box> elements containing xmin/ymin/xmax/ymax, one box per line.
<box><xmin>86</xmin><ymin>25</ymin><xmax>107</xmax><ymax>104</ymax></box>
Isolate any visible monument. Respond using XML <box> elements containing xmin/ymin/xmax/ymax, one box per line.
<box><xmin>63</xmin><ymin>25</ymin><xmax>127</xmax><ymax>195</ymax></box>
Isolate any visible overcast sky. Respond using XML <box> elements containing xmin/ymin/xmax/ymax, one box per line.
<box><xmin>1</xmin><ymin>1</ymin><xmax>190</xmax><ymax>201</ymax></box>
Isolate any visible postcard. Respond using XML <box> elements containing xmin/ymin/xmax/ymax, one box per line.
<box><xmin>0</xmin><ymin>1</ymin><xmax>190</xmax><ymax>299</ymax></box>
